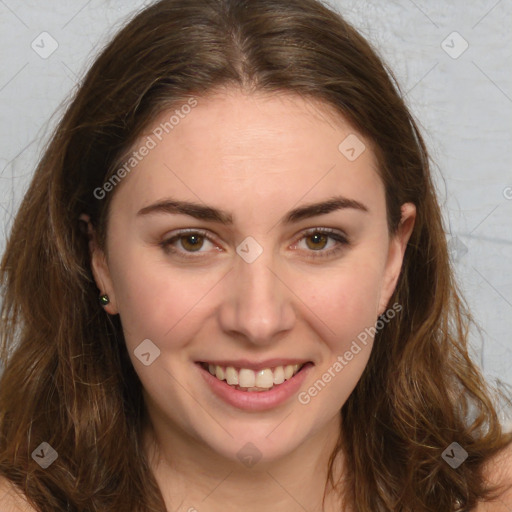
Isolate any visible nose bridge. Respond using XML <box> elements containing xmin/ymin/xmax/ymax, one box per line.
<box><xmin>219</xmin><ymin>244</ymin><xmax>295</xmax><ymax>344</ymax></box>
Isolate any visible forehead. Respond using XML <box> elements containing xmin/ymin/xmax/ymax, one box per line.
<box><xmin>109</xmin><ymin>88</ymin><xmax>385</xmax><ymax>223</ymax></box>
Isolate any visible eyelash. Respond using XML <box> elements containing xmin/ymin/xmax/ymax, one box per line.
<box><xmin>159</xmin><ymin>227</ymin><xmax>349</xmax><ymax>260</ymax></box>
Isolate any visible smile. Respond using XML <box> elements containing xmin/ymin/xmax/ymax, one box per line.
<box><xmin>196</xmin><ymin>359</ymin><xmax>314</xmax><ymax>411</ymax></box>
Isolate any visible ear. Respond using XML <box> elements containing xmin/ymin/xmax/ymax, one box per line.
<box><xmin>79</xmin><ymin>213</ymin><xmax>119</xmax><ymax>315</ymax></box>
<box><xmin>377</xmin><ymin>203</ymin><xmax>416</xmax><ymax>315</ymax></box>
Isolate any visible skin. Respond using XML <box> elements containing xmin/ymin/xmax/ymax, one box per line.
<box><xmin>87</xmin><ymin>87</ymin><xmax>416</xmax><ymax>512</ymax></box>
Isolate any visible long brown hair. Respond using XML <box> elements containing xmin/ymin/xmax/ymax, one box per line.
<box><xmin>1</xmin><ymin>0</ymin><xmax>511</xmax><ymax>510</ymax></box>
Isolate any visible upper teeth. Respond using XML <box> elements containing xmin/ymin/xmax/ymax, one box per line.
<box><xmin>206</xmin><ymin>363</ymin><xmax>303</xmax><ymax>390</ymax></box>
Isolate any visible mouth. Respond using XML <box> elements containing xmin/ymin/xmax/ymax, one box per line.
<box><xmin>197</xmin><ymin>361</ymin><xmax>309</xmax><ymax>392</ymax></box>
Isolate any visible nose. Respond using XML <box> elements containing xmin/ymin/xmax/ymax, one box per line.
<box><xmin>218</xmin><ymin>245</ymin><xmax>296</xmax><ymax>346</ymax></box>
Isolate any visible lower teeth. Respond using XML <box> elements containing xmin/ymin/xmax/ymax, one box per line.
<box><xmin>236</xmin><ymin>385</ymin><xmax>273</xmax><ymax>392</ymax></box>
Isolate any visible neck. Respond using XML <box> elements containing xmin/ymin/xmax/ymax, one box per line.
<box><xmin>143</xmin><ymin>411</ymin><xmax>348</xmax><ymax>512</ymax></box>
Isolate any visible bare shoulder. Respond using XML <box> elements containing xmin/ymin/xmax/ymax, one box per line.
<box><xmin>474</xmin><ymin>441</ymin><xmax>512</xmax><ymax>511</ymax></box>
<box><xmin>0</xmin><ymin>476</ymin><xmax>38</xmax><ymax>512</ymax></box>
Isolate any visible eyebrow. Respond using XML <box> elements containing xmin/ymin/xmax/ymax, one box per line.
<box><xmin>136</xmin><ymin>195</ymin><xmax>368</xmax><ymax>225</ymax></box>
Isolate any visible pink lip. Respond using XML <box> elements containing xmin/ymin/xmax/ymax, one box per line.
<box><xmin>196</xmin><ymin>361</ymin><xmax>314</xmax><ymax>412</ymax></box>
<box><xmin>196</xmin><ymin>358</ymin><xmax>310</xmax><ymax>371</ymax></box>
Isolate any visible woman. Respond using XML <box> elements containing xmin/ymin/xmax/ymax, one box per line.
<box><xmin>1</xmin><ymin>0</ymin><xmax>511</xmax><ymax>510</ymax></box>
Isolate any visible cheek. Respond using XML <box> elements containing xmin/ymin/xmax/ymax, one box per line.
<box><xmin>108</xmin><ymin>244</ymin><xmax>219</xmax><ymax>351</ymax></box>
<box><xmin>294</xmin><ymin>263</ymin><xmax>382</xmax><ymax>413</ymax></box>
<box><xmin>298</xmin><ymin>257</ymin><xmax>385</xmax><ymax>343</ymax></box>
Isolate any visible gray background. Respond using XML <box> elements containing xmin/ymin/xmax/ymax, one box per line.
<box><xmin>0</xmin><ymin>0</ymin><xmax>511</xmax><ymax>427</ymax></box>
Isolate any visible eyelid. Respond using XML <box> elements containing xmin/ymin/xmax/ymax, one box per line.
<box><xmin>293</xmin><ymin>227</ymin><xmax>348</xmax><ymax>244</ymax></box>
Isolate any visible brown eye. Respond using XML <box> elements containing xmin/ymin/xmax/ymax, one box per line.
<box><xmin>179</xmin><ymin>234</ymin><xmax>205</xmax><ymax>252</ymax></box>
<box><xmin>294</xmin><ymin>228</ymin><xmax>349</xmax><ymax>259</ymax></box>
<box><xmin>160</xmin><ymin>229</ymin><xmax>217</xmax><ymax>259</ymax></box>
<box><xmin>305</xmin><ymin>233</ymin><xmax>329</xmax><ymax>251</ymax></box>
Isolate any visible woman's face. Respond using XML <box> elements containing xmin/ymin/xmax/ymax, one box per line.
<box><xmin>91</xmin><ymin>88</ymin><xmax>415</xmax><ymax>464</ymax></box>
